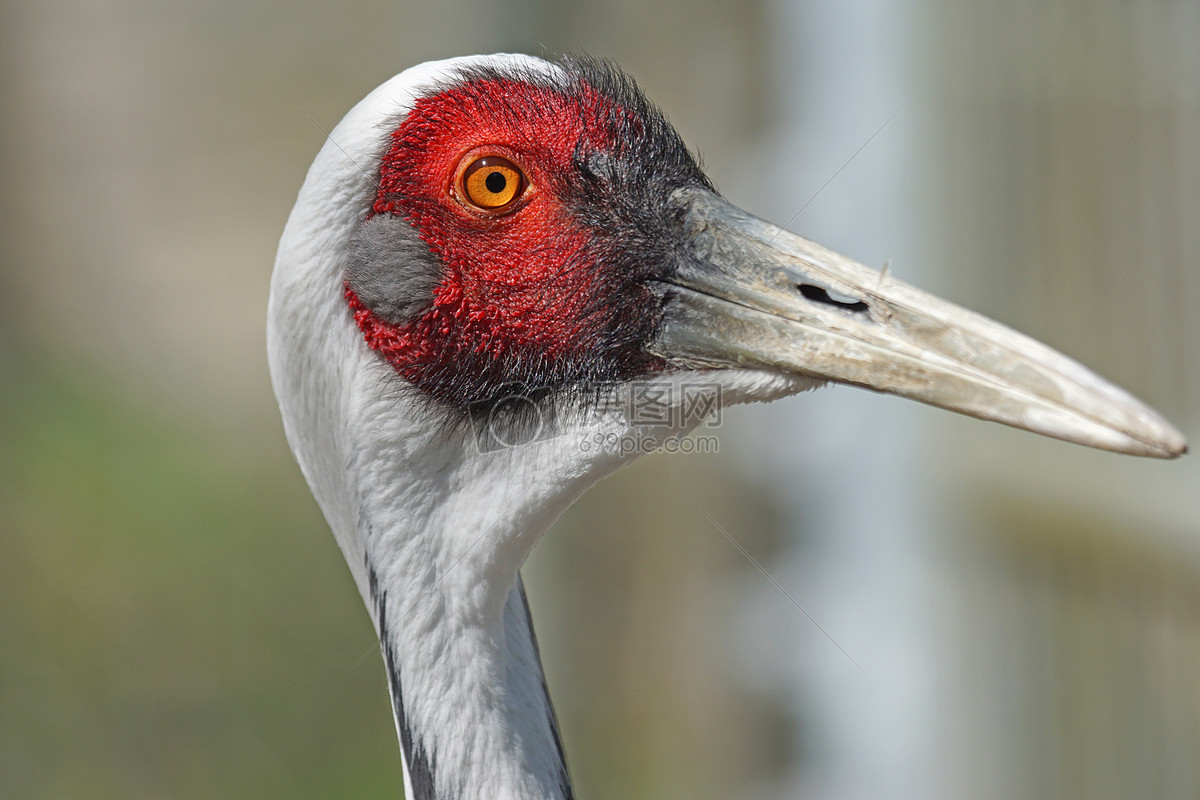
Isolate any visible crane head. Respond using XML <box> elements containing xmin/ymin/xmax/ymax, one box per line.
<box><xmin>328</xmin><ymin>55</ymin><xmax>1185</xmax><ymax>459</ymax></box>
<box><xmin>344</xmin><ymin>58</ymin><xmax>707</xmax><ymax>412</ymax></box>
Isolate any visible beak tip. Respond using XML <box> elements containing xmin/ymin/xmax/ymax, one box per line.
<box><xmin>1133</xmin><ymin>422</ymin><xmax>1188</xmax><ymax>459</ymax></box>
<box><xmin>1150</xmin><ymin>414</ymin><xmax>1189</xmax><ymax>459</ymax></box>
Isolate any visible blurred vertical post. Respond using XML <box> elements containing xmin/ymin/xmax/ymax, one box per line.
<box><xmin>736</xmin><ymin>1</ymin><xmax>944</xmax><ymax>799</ymax></box>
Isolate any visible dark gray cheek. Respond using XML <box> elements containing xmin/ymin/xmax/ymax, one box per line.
<box><xmin>344</xmin><ymin>214</ymin><xmax>443</xmax><ymax>324</ymax></box>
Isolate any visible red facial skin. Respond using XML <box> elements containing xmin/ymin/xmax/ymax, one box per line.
<box><xmin>346</xmin><ymin>74</ymin><xmax>660</xmax><ymax>408</ymax></box>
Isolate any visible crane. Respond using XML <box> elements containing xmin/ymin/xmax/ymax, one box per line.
<box><xmin>267</xmin><ymin>54</ymin><xmax>1186</xmax><ymax>800</ymax></box>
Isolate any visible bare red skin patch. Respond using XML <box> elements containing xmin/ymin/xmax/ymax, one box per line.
<box><xmin>348</xmin><ymin>69</ymin><xmax>666</xmax><ymax>409</ymax></box>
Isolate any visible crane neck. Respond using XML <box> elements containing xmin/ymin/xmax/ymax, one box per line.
<box><xmin>348</xmin><ymin>422</ymin><xmax>628</xmax><ymax>800</ymax></box>
<box><xmin>370</xmin><ymin>564</ymin><xmax>572</xmax><ymax>800</ymax></box>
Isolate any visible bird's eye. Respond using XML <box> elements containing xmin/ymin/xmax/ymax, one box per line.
<box><xmin>459</xmin><ymin>155</ymin><xmax>526</xmax><ymax>211</ymax></box>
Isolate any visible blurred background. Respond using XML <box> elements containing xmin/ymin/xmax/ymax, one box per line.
<box><xmin>1</xmin><ymin>0</ymin><xmax>1197</xmax><ymax>798</ymax></box>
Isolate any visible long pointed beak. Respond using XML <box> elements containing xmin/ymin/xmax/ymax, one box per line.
<box><xmin>650</xmin><ymin>188</ymin><xmax>1187</xmax><ymax>459</ymax></box>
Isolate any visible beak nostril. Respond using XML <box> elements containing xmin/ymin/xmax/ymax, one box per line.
<box><xmin>797</xmin><ymin>283</ymin><xmax>870</xmax><ymax>313</ymax></box>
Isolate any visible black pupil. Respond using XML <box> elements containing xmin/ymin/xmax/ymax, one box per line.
<box><xmin>485</xmin><ymin>171</ymin><xmax>507</xmax><ymax>194</ymax></box>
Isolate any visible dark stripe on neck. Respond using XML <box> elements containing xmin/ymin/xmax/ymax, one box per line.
<box><xmin>516</xmin><ymin>575</ymin><xmax>576</xmax><ymax>800</ymax></box>
<box><xmin>365</xmin><ymin>562</ymin><xmax>573</xmax><ymax>800</ymax></box>
<box><xmin>371</xmin><ymin>566</ymin><xmax>438</xmax><ymax>800</ymax></box>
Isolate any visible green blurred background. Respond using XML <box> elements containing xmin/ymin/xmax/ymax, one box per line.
<box><xmin>2</xmin><ymin>1</ymin><xmax>1197</xmax><ymax>799</ymax></box>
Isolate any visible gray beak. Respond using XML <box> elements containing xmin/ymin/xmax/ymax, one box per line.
<box><xmin>650</xmin><ymin>188</ymin><xmax>1187</xmax><ymax>459</ymax></box>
